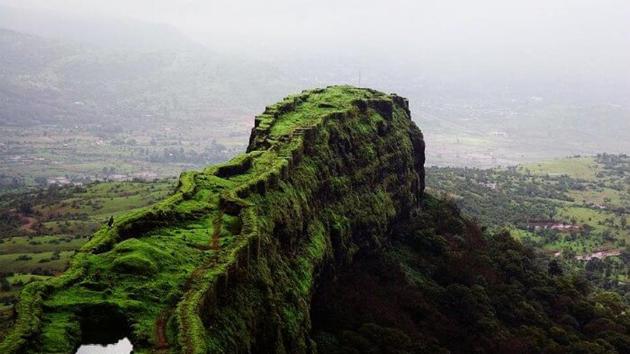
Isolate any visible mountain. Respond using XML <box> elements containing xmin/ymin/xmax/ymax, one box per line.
<box><xmin>0</xmin><ymin>6</ymin><xmax>213</xmax><ymax>128</ymax></box>
<box><xmin>0</xmin><ymin>27</ymin><xmax>307</xmax><ymax>190</ymax></box>
<box><xmin>2</xmin><ymin>87</ymin><xmax>630</xmax><ymax>353</ymax></box>
<box><xmin>0</xmin><ymin>28</ymin><xmax>85</xmax><ymax>126</ymax></box>
<box><xmin>0</xmin><ymin>5</ymin><xmax>193</xmax><ymax>51</ymax></box>
<box><xmin>0</xmin><ymin>26</ymin><xmax>301</xmax><ymax>128</ymax></box>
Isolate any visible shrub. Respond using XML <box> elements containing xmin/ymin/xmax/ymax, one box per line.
<box><xmin>112</xmin><ymin>254</ymin><xmax>157</xmax><ymax>275</ymax></box>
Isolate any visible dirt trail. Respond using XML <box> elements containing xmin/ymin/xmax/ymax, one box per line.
<box><xmin>154</xmin><ymin>310</ymin><xmax>171</xmax><ymax>352</ymax></box>
<box><xmin>18</xmin><ymin>216</ymin><xmax>38</xmax><ymax>233</ymax></box>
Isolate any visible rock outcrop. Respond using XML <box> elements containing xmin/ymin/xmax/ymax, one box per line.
<box><xmin>1</xmin><ymin>86</ymin><xmax>425</xmax><ymax>353</ymax></box>
<box><xmin>4</xmin><ymin>86</ymin><xmax>630</xmax><ymax>354</ymax></box>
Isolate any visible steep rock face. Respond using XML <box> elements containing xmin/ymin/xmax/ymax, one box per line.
<box><xmin>0</xmin><ymin>86</ymin><xmax>425</xmax><ymax>353</ymax></box>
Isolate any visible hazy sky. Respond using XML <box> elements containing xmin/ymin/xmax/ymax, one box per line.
<box><xmin>3</xmin><ymin>0</ymin><xmax>628</xmax><ymax>45</ymax></box>
<box><xmin>2</xmin><ymin>0</ymin><xmax>629</xmax><ymax>81</ymax></box>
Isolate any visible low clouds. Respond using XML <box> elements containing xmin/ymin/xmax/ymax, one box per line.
<box><xmin>2</xmin><ymin>0</ymin><xmax>628</xmax><ymax>85</ymax></box>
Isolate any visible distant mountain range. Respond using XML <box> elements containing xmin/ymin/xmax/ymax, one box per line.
<box><xmin>0</xmin><ymin>5</ymin><xmax>628</xmax><ymax>165</ymax></box>
<box><xmin>0</xmin><ymin>5</ymin><xmax>194</xmax><ymax>50</ymax></box>
<box><xmin>0</xmin><ymin>25</ymin><xmax>300</xmax><ymax>129</ymax></box>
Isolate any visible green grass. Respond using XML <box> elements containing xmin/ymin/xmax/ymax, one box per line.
<box><xmin>0</xmin><ymin>235</ymin><xmax>86</xmax><ymax>255</ymax></box>
<box><xmin>35</xmin><ymin>181</ymin><xmax>174</xmax><ymax>220</ymax></box>
<box><xmin>520</xmin><ymin>156</ymin><xmax>600</xmax><ymax>180</ymax></box>
<box><xmin>268</xmin><ymin>86</ymin><xmax>386</xmax><ymax>137</ymax></box>
<box><xmin>568</xmin><ymin>187</ymin><xmax>625</xmax><ymax>208</ymax></box>
<box><xmin>0</xmin><ymin>251</ymin><xmax>74</xmax><ymax>273</ymax></box>
<box><xmin>7</xmin><ymin>274</ymin><xmax>52</xmax><ymax>286</ymax></box>
<box><xmin>558</xmin><ymin>206</ymin><xmax>607</xmax><ymax>225</ymax></box>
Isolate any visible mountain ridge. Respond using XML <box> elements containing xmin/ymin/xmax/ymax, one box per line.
<box><xmin>0</xmin><ymin>86</ymin><xmax>425</xmax><ymax>353</ymax></box>
<box><xmin>2</xmin><ymin>86</ymin><xmax>629</xmax><ymax>354</ymax></box>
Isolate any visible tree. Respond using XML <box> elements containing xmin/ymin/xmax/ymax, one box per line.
<box><xmin>34</xmin><ymin>176</ymin><xmax>47</xmax><ymax>187</ymax></box>
<box><xmin>18</xmin><ymin>201</ymin><xmax>33</xmax><ymax>215</ymax></box>
<box><xmin>0</xmin><ymin>276</ymin><xmax>11</xmax><ymax>291</ymax></box>
<box><xmin>548</xmin><ymin>260</ymin><xmax>563</xmax><ymax>276</ymax></box>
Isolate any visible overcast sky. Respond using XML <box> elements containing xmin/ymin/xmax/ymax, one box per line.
<box><xmin>1</xmin><ymin>0</ymin><xmax>629</xmax><ymax>83</ymax></box>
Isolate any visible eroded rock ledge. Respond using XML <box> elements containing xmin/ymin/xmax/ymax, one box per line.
<box><xmin>0</xmin><ymin>86</ymin><xmax>425</xmax><ymax>353</ymax></box>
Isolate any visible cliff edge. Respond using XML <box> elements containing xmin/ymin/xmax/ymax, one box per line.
<box><xmin>1</xmin><ymin>86</ymin><xmax>425</xmax><ymax>353</ymax></box>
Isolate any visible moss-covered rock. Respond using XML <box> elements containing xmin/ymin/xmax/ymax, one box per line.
<box><xmin>112</xmin><ymin>254</ymin><xmax>158</xmax><ymax>275</ymax></box>
<box><xmin>0</xmin><ymin>86</ymin><xmax>424</xmax><ymax>353</ymax></box>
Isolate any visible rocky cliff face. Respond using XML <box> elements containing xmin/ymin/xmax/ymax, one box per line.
<box><xmin>0</xmin><ymin>86</ymin><xmax>426</xmax><ymax>353</ymax></box>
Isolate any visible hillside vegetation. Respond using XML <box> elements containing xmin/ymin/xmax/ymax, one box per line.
<box><xmin>0</xmin><ymin>180</ymin><xmax>175</xmax><ymax>338</ymax></box>
<box><xmin>427</xmin><ymin>154</ymin><xmax>630</xmax><ymax>305</ymax></box>
<box><xmin>312</xmin><ymin>196</ymin><xmax>630</xmax><ymax>353</ymax></box>
<box><xmin>1</xmin><ymin>87</ymin><xmax>629</xmax><ymax>353</ymax></box>
<box><xmin>1</xmin><ymin>86</ymin><xmax>425</xmax><ymax>353</ymax></box>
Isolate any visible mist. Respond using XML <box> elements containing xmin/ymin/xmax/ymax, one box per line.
<box><xmin>0</xmin><ymin>0</ymin><xmax>629</xmax><ymax>168</ymax></box>
<box><xmin>3</xmin><ymin>0</ymin><xmax>629</xmax><ymax>78</ymax></box>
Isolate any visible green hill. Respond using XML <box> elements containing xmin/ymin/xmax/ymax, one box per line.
<box><xmin>1</xmin><ymin>87</ymin><xmax>629</xmax><ymax>353</ymax></box>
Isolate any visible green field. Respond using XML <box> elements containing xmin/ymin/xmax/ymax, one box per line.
<box><xmin>0</xmin><ymin>235</ymin><xmax>85</xmax><ymax>255</ymax></box>
<box><xmin>0</xmin><ymin>179</ymin><xmax>176</xmax><ymax>328</ymax></box>
<box><xmin>0</xmin><ymin>251</ymin><xmax>75</xmax><ymax>274</ymax></box>
<box><xmin>520</xmin><ymin>156</ymin><xmax>601</xmax><ymax>180</ymax></box>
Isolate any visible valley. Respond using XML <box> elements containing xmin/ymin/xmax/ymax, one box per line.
<box><xmin>0</xmin><ymin>123</ymin><xmax>244</xmax><ymax>195</ymax></box>
<box><xmin>428</xmin><ymin>154</ymin><xmax>630</xmax><ymax>293</ymax></box>
<box><xmin>2</xmin><ymin>26</ymin><xmax>629</xmax><ymax>196</ymax></box>
<box><xmin>0</xmin><ymin>86</ymin><xmax>628</xmax><ymax>353</ymax></box>
<box><xmin>2</xmin><ymin>153</ymin><xmax>628</xmax><ymax>336</ymax></box>
<box><xmin>0</xmin><ymin>179</ymin><xmax>175</xmax><ymax>338</ymax></box>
